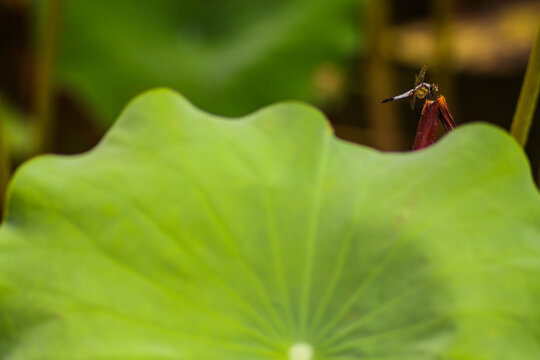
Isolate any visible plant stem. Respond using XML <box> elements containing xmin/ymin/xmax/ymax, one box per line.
<box><xmin>510</xmin><ymin>23</ymin><xmax>540</xmax><ymax>147</ymax></box>
<box><xmin>33</xmin><ymin>0</ymin><xmax>61</xmax><ymax>154</ymax></box>
<box><xmin>413</xmin><ymin>99</ymin><xmax>439</xmax><ymax>150</ymax></box>
<box><xmin>0</xmin><ymin>97</ymin><xmax>12</xmax><ymax>220</ymax></box>
<box><xmin>538</xmin><ymin>164</ymin><xmax>540</xmax><ymax>188</ymax></box>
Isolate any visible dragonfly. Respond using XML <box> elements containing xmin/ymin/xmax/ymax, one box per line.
<box><xmin>380</xmin><ymin>64</ymin><xmax>439</xmax><ymax>109</ymax></box>
<box><xmin>380</xmin><ymin>65</ymin><xmax>456</xmax><ymax>150</ymax></box>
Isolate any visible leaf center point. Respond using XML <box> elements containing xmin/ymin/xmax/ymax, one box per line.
<box><xmin>288</xmin><ymin>343</ymin><xmax>313</xmax><ymax>360</ymax></box>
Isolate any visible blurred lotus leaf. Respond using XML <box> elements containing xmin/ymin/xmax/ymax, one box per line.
<box><xmin>1</xmin><ymin>89</ymin><xmax>540</xmax><ymax>359</ymax></box>
<box><xmin>49</xmin><ymin>0</ymin><xmax>359</xmax><ymax>125</ymax></box>
<box><xmin>0</xmin><ymin>98</ymin><xmax>33</xmax><ymax>163</ymax></box>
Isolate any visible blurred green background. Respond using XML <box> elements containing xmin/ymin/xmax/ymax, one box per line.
<box><xmin>0</xmin><ymin>0</ymin><xmax>539</xmax><ymax>182</ymax></box>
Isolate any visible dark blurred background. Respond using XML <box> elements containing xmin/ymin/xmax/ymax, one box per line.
<box><xmin>1</xmin><ymin>0</ymin><xmax>539</xmax><ymax>187</ymax></box>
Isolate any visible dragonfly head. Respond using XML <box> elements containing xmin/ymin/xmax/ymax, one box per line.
<box><xmin>428</xmin><ymin>83</ymin><xmax>440</xmax><ymax>99</ymax></box>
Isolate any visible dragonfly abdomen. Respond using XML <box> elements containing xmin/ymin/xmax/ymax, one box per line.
<box><xmin>380</xmin><ymin>89</ymin><xmax>414</xmax><ymax>103</ymax></box>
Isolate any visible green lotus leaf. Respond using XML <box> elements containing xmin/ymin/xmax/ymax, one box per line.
<box><xmin>51</xmin><ymin>0</ymin><xmax>358</xmax><ymax>124</ymax></box>
<box><xmin>1</xmin><ymin>89</ymin><xmax>540</xmax><ymax>359</ymax></box>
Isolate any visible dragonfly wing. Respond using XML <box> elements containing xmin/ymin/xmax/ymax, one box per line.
<box><xmin>415</xmin><ymin>64</ymin><xmax>428</xmax><ymax>86</ymax></box>
<box><xmin>410</xmin><ymin>95</ymin><xmax>416</xmax><ymax>109</ymax></box>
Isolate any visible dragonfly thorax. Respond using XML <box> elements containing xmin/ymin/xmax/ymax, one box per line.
<box><xmin>415</xmin><ymin>83</ymin><xmax>431</xmax><ymax>99</ymax></box>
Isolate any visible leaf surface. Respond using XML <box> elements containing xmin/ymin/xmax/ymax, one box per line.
<box><xmin>1</xmin><ymin>89</ymin><xmax>540</xmax><ymax>359</ymax></box>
